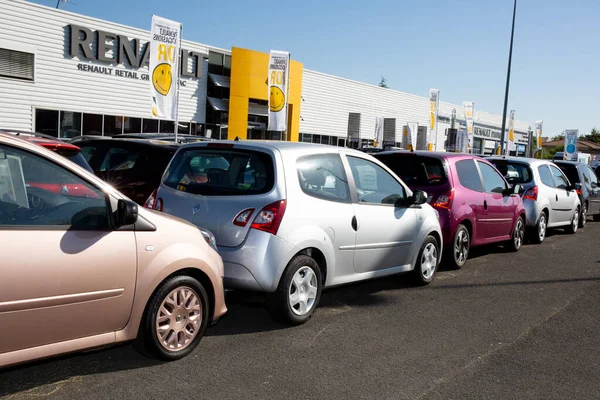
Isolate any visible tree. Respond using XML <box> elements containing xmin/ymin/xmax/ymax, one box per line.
<box><xmin>580</xmin><ymin>127</ymin><xmax>600</xmax><ymax>143</ymax></box>
<box><xmin>378</xmin><ymin>77</ymin><xmax>388</xmax><ymax>88</ymax></box>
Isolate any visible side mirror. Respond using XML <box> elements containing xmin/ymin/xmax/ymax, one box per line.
<box><xmin>116</xmin><ymin>199</ymin><xmax>138</xmax><ymax>227</ymax></box>
<box><xmin>513</xmin><ymin>184</ymin><xmax>524</xmax><ymax>195</ymax></box>
<box><xmin>574</xmin><ymin>182</ymin><xmax>582</xmax><ymax>192</ymax></box>
<box><xmin>412</xmin><ymin>190</ymin><xmax>428</xmax><ymax>205</ymax></box>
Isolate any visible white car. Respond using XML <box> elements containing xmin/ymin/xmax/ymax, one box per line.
<box><xmin>146</xmin><ymin>141</ymin><xmax>442</xmax><ymax>325</ymax></box>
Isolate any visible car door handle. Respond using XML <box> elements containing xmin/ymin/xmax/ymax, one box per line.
<box><xmin>556</xmin><ymin>194</ymin><xmax>559</xmax><ymax>201</ymax></box>
<box><xmin>483</xmin><ymin>200</ymin><xmax>488</xmax><ymax>210</ymax></box>
<box><xmin>351</xmin><ymin>216</ymin><xmax>358</xmax><ymax>231</ymax></box>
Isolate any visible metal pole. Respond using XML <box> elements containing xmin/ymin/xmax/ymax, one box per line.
<box><xmin>174</xmin><ymin>24</ymin><xmax>183</xmax><ymax>142</ymax></box>
<box><xmin>499</xmin><ymin>0</ymin><xmax>517</xmax><ymax>155</ymax></box>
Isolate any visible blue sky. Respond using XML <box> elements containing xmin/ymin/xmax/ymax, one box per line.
<box><xmin>31</xmin><ymin>0</ymin><xmax>599</xmax><ymax>137</ymax></box>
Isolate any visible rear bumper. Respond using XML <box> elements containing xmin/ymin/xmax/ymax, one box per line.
<box><xmin>218</xmin><ymin>229</ymin><xmax>295</xmax><ymax>292</ymax></box>
<box><xmin>523</xmin><ymin>199</ymin><xmax>541</xmax><ymax>227</ymax></box>
<box><xmin>435</xmin><ymin>208</ymin><xmax>453</xmax><ymax>246</ymax></box>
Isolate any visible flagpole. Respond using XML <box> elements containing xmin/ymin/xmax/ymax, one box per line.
<box><xmin>174</xmin><ymin>23</ymin><xmax>182</xmax><ymax>142</ymax></box>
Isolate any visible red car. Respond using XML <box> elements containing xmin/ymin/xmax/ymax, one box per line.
<box><xmin>1</xmin><ymin>130</ymin><xmax>99</xmax><ymax>198</ymax></box>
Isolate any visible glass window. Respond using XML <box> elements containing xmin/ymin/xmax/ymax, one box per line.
<box><xmin>376</xmin><ymin>155</ymin><xmax>447</xmax><ymax>187</ymax></box>
<box><xmin>337</xmin><ymin>138</ymin><xmax>346</xmax><ymax>147</ymax></box>
<box><xmin>477</xmin><ymin>161</ymin><xmax>506</xmax><ymax>193</ymax></box>
<box><xmin>556</xmin><ymin>164</ymin><xmax>579</xmax><ymax>185</ymax></box>
<box><xmin>35</xmin><ymin>109</ymin><xmax>59</xmax><ymax>137</ymax></box>
<box><xmin>104</xmin><ymin>115</ymin><xmax>121</xmax><ymax>136</ymax></box>
<box><xmin>0</xmin><ymin>144</ymin><xmax>109</xmax><ymax>229</ymax></box>
<box><xmin>538</xmin><ymin>165</ymin><xmax>555</xmax><ymax>188</ymax></box>
<box><xmin>160</xmin><ymin>120</ymin><xmax>175</xmax><ymax>133</ymax></box>
<box><xmin>489</xmin><ymin>160</ymin><xmax>533</xmax><ymax>185</ymax></box>
<box><xmin>347</xmin><ymin>156</ymin><xmax>405</xmax><ymax>205</ymax></box>
<box><xmin>99</xmin><ymin>147</ymin><xmax>140</xmax><ymax>172</ymax></box>
<box><xmin>312</xmin><ymin>135</ymin><xmax>321</xmax><ymax>144</ymax></box>
<box><xmin>142</xmin><ymin>118</ymin><xmax>158</xmax><ymax>133</ymax></box>
<box><xmin>59</xmin><ymin>111</ymin><xmax>82</xmax><ymax>139</ymax></box>
<box><xmin>586</xmin><ymin>166</ymin><xmax>598</xmax><ymax>188</ymax></box>
<box><xmin>82</xmin><ymin>113</ymin><xmax>103</xmax><ymax>135</ymax></box>
<box><xmin>549</xmin><ymin>165</ymin><xmax>570</xmax><ymax>189</ymax></box>
<box><xmin>123</xmin><ymin>117</ymin><xmax>142</xmax><ymax>134</ymax></box>
<box><xmin>297</xmin><ymin>154</ymin><xmax>350</xmax><ymax>203</ymax></box>
<box><xmin>455</xmin><ymin>159</ymin><xmax>483</xmax><ymax>192</ymax></box>
<box><xmin>163</xmin><ymin>148</ymin><xmax>274</xmax><ymax>196</ymax></box>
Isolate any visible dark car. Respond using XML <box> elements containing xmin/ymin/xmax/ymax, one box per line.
<box><xmin>553</xmin><ymin>160</ymin><xmax>600</xmax><ymax>226</ymax></box>
<box><xmin>76</xmin><ymin>138</ymin><xmax>179</xmax><ymax>204</ymax></box>
<box><xmin>375</xmin><ymin>151</ymin><xmax>526</xmax><ymax>269</ymax></box>
<box><xmin>118</xmin><ymin>133</ymin><xmax>213</xmax><ymax>144</ymax></box>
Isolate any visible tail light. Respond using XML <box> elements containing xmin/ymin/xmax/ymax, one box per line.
<box><xmin>523</xmin><ymin>186</ymin><xmax>538</xmax><ymax>201</ymax></box>
<box><xmin>144</xmin><ymin>188</ymin><xmax>163</xmax><ymax>211</ymax></box>
<box><xmin>433</xmin><ymin>189</ymin><xmax>454</xmax><ymax>210</ymax></box>
<box><xmin>251</xmin><ymin>200</ymin><xmax>286</xmax><ymax>235</ymax></box>
<box><xmin>233</xmin><ymin>208</ymin><xmax>255</xmax><ymax>227</ymax></box>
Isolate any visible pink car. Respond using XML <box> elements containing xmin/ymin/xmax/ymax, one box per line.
<box><xmin>0</xmin><ymin>133</ymin><xmax>227</xmax><ymax>368</ymax></box>
<box><xmin>376</xmin><ymin>151</ymin><xmax>526</xmax><ymax>269</ymax></box>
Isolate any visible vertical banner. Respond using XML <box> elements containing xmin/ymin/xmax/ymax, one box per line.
<box><xmin>375</xmin><ymin>116</ymin><xmax>384</xmax><ymax>147</ymax></box>
<box><xmin>463</xmin><ymin>101</ymin><xmax>474</xmax><ymax>153</ymax></box>
<box><xmin>408</xmin><ymin>122</ymin><xmax>418</xmax><ymax>151</ymax></box>
<box><xmin>149</xmin><ymin>16</ymin><xmax>181</xmax><ymax>120</ymax></box>
<box><xmin>267</xmin><ymin>50</ymin><xmax>290</xmax><ymax>132</ymax></box>
<box><xmin>506</xmin><ymin>110</ymin><xmax>516</xmax><ymax>153</ymax></box>
<box><xmin>535</xmin><ymin>120</ymin><xmax>543</xmax><ymax>150</ymax></box>
<box><xmin>428</xmin><ymin>89</ymin><xmax>439</xmax><ymax>151</ymax></box>
<box><xmin>564</xmin><ymin>130</ymin><xmax>579</xmax><ymax>161</ymax></box>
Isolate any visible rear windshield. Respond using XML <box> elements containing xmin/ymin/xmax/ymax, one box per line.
<box><xmin>163</xmin><ymin>148</ymin><xmax>274</xmax><ymax>195</ymax></box>
<box><xmin>489</xmin><ymin>160</ymin><xmax>533</xmax><ymax>184</ymax></box>
<box><xmin>556</xmin><ymin>164</ymin><xmax>579</xmax><ymax>184</ymax></box>
<box><xmin>375</xmin><ymin>154</ymin><xmax>447</xmax><ymax>187</ymax></box>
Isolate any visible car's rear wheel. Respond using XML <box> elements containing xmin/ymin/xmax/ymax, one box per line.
<box><xmin>268</xmin><ymin>255</ymin><xmax>322</xmax><ymax>326</ymax></box>
<box><xmin>412</xmin><ymin>235</ymin><xmax>439</xmax><ymax>285</ymax></box>
<box><xmin>135</xmin><ymin>275</ymin><xmax>209</xmax><ymax>361</ymax></box>
<box><xmin>579</xmin><ymin>203</ymin><xmax>587</xmax><ymax>228</ymax></box>
<box><xmin>566</xmin><ymin>206</ymin><xmax>580</xmax><ymax>234</ymax></box>
<box><xmin>448</xmin><ymin>224</ymin><xmax>469</xmax><ymax>269</ymax></box>
<box><xmin>507</xmin><ymin>216</ymin><xmax>525</xmax><ymax>252</ymax></box>
<box><xmin>530</xmin><ymin>211</ymin><xmax>547</xmax><ymax>244</ymax></box>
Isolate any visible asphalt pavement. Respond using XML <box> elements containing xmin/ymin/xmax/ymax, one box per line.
<box><xmin>2</xmin><ymin>222</ymin><xmax>600</xmax><ymax>400</ymax></box>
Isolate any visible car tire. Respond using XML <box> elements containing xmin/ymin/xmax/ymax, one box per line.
<box><xmin>566</xmin><ymin>206</ymin><xmax>580</xmax><ymax>234</ymax></box>
<box><xmin>268</xmin><ymin>255</ymin><xmax>322</xmax><ymax>326</ymax></box>
<box><xmin>530</xmin><ymin>211</ymin><xmax>547</xmax><ymax>244</ymax></box>
<box><xmin>412</xmin><ymin>235</ymin><xmax>439</xmax><ymax>285</ymax></box>
<box><xmin>594</xmin><ymin>213</ymin><xmax>600</xmax><ymax>222</ymax></box>
<box><xmin>134</xmin><ymin>275</ymin><xmax>209</xmax><ymax>361</ymax></box>
<box><xmin>506</xmin><ymin>216</ymin><xmax>525</xmax><ymax>252</ymax></box>
<box><xmin>579</xmin><ymin>203</ymin><xmax>587</xmax><ymax>228</ymax></box>
<box><xmin>447</xmin><ymin>224</ymin><xmax>469</xmax><ymax>269</ymax></box>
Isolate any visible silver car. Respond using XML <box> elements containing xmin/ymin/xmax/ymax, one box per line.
<box><xmin>147</xmin><ymin>141</ymin><xmax>442</xmax><ymax>325</ymax></box>
<box><xmin>487</xmin><ymin>156</ymin><xmax>581</xmax><ymax>243</ymax></box>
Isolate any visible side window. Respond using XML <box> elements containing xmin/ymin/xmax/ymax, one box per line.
<box><xmin>296</xmin><ymin>154</ymin><xmax>350</xmax><ymax>203</ymax></box>
<box><xmin>585</xmin><ymin>166</ymin><xmax>598</xmax><ymax>188</ymax></box>
<box><xmin>455</xmin><ymin>159</ymin><xmax>483</xmax><ymax>192</ymax></box>
<box><xmin>477</xmin><ymin>161</ymin><xmax>507</xmax><ymax>194</ymax></box>
<box><xmin>0</xmin><ymin>145</ymin><xmax>110</xmax><ymax>229</ymax></box>
<box><xmin>347</xmin><ymin>156</ymin><xmax>405</xmax><ymax>205</ymax></box>
<box><xmin>549</xmin><ymin>165</ymin><xmax>569</xmax><ymax>189</ymax></box>
<box><xmin>100</xmin><ymin>147</ymin><xmax>140</xmax><ymax>172</ymax></box>
<box><xmin>538</xmin><ymin>165</ymin><xmax>555</xmax><ymax>188</ymax></box>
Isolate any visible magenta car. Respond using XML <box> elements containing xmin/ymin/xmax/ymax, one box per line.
<box><xmin>375</xmin><ymin>151</ymin><xmax>526</xmax><ymax>269</ymax></box>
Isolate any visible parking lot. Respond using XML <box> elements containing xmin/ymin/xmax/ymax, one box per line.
<box><xmin>2</xmin><ymin>221</ymin><xmax>599</xmax><ymax>400</ymax></box>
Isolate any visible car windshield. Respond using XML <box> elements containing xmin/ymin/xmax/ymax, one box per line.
<box><xmin>489</xmin><ymin>160</ymin><xmax>533</xmax><ymax>184</ymax></box>
<box><xmin>556</xmin><ymin>164</ymin><xmax>579</xmax><ymax>184</ymax></box>
<box><xmin>163</xmin><ymin>148</ymin><xmax>274</xmax><ymax>195</ymax></box>
<box><xmin>375</xmin><ymin>154</ymin><xmax>447</xmax><ymax>187</ymax></box>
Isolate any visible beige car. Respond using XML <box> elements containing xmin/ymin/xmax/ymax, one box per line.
<box><xmin>0</xmin><ymin>133</ymin><xmax>226</xmax><ymax>368</ymax></box>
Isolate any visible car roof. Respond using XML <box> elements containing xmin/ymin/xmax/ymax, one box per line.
<box><xmin>375</xmin><ymin>150</ymin><xmax>482</xmax><ymax>161</ymax></box>
<box><xmin>0</xmin><ymin>129</ymin><xmax>82</xmax><ymax>152</ymax></box>
<box><xmin>486</xmin><ymin>155</ymin><xmax>550</xmax><ymax>166</ymax></box>
<box><xmin>178</xmin><ymin>140</ymin><xmax>369</xmax><ymax>157</ymax></box>
<box><xmin>553</xmin><ymin>160</ymin><xmax>585</xmax><ymax>167</ymax></box>
<box><xmin>75</xmin><ymin>137</ymin><xmax>181</xmax><ymax>148</ymax></box>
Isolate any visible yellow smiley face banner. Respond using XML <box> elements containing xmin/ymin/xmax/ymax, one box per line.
<box><xmin>463</xmin><ymin>101</ymin><xmax>474</xmax><ymax>152</ymax></box>
<box><xmin>506</xmin><ymin>110</ymin><xmax>516</xmax><ymax>153</ymax></box>
<box><xmin>149</xmin><ymin>16</ymin><xmax>181</xmax><ymax>120</ymax></box>
<box><xmin>428</xmin><ymin>89</ymin><xmax>439</xmax><ymax>151</ymax></box>
<box><xmin>267</xmin><ymin>50</ymin><xmax>290</xmax><ymax>132</ymax></box>
<box><xmin>535</xmin><ymin>120</ymin><xmax>543</xmax><ymax>150</ymax></box>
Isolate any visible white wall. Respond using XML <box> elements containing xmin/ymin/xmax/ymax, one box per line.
<box><xmin>0</xmin><ymin>0</ymin><xmax>208</xmax><ymax>131</ymax></box>
<box><xmin>300</xmin><ymin>69</ymin><xmax>531</xmax><ymax>149</ymax></box>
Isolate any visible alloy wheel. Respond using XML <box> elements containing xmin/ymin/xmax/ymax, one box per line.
<box><xmin>289</xmin><ymin>266</ymin><xmax>318</xmax><ymax>316</ymax></box>
<box><xmin>155</xmin><ymin>286</ymin><xmax>202</xmax><ymax>351</ymax></box>
<box><xmin>454</xmin><ymin>230</ymin><xmax>469</xmax><ymax>266</ymax></box>
<box><xmin>514</xmin><ymin>219</ymin><xmax>524</xmax><ymax>249</ymax></box>
<box><xmin>421</xmin><ymin>242</ymin><xmax>438</xmax><ymax>279</ymax></box>
<box><xmin>572</xmin><ymin>209</ymin><xmax>579</xmax><ymax>232</ymax></box>
<box><xmin>581</xmin><ymin>206</ymin><xmax>587</xmax><ymax>227</ymax></box>
<box><xmin>538</xmin><ymin>214</ymin><xmax>547</xmax><ymax>242</ymax></box>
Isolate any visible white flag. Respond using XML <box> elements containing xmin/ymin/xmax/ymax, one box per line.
<box><xmin>506</xmin><ymin>110</ymin><xmax>516</xmax><ymax>152</ymax></box>
<box><xmin>375</xmin><ymin>117</ymin><xmax>384</xmax><ymax>147</ymax></box>
<box><xmin>535</xmin><ymin>120</ymin><xmax>543</xmax><ymax>150</ymax></box>
<box><xmin>267</xmin><ymin>50</ymin><xmax>290</xmax><ymax>132</ymax></box>
<box><xmin>463</xmin><ymin>101</ymin><xmax>474</xmax><ymax>153</ymax></box>
<box><xmin>408</xmin><ymin>122</ymin><xmax>418</xmax><ymax>151</ymax></box>
<box><xmin>428</xmin><ymin>89</ymin><xmax>439</xmax><ymax>151</ymax></box>
<box><xmin>149</xmin><ymin>16</ymin><xmax>181</xmax><ymax>120</ymax></box>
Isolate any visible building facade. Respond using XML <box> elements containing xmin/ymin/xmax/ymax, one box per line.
<box><xmin>0</xmin><ymin>0</ymin><xmax>531</xmax><ymax>155</ymax></box>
